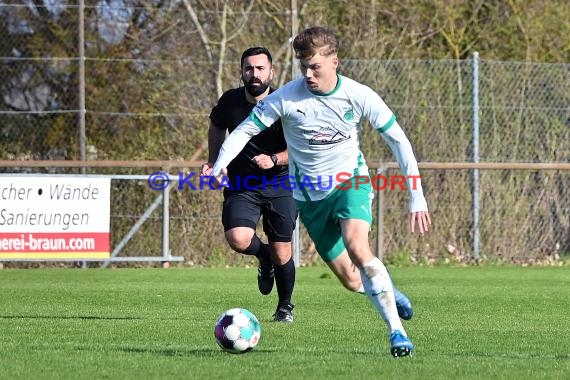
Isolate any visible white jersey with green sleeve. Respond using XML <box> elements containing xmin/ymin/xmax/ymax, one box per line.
<box><xmin>212</xmin><ymin>74</ymin><xmax>428</xmax><ymax>212</ymax></box>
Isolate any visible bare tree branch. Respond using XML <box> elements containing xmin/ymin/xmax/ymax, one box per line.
<box><xmin>181</xmin><ymin>0</ymin><xmax>214</xmax><ymax>63</ymax></box>
<box><xmin>216</xmin><ymin>1</ymin><xmax>228</xmax><ymax>98</ymax></box>
<box><xmin>225</xmin><ymin>0</ymin><xmax>255</xmax><ymax>42</ymax></box>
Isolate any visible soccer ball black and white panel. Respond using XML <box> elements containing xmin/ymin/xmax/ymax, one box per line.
<box><xmin>214</xmin><ymin>308</ymin><xmax>261</xmax><ymax>354</ymax></box>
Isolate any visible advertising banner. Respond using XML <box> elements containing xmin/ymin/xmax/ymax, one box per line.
<box><xmin>0</xmin><ymin>177</ymin><xmax>111</xmax><ymax>259</ymax></box>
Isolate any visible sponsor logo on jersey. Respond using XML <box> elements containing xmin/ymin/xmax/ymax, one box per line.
<box><xmin>255</xmin><ymin>100</ymin><xmax>266</xmax><ymax>113</ymax></box>
<box><xmin>307</xmin><ymin>127</ymin><xmax>351</xmax><ymax>146</ymax></box>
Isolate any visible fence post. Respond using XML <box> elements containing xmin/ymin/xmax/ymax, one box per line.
<box><xmin>78</xmin><ymin>0</ymin><xmax>86</xmax><ymax>269</ymax></box>
<box><xmin>162</xmin><ymin>184</ymin><xmax>171</xmax><ymax>267</ymax></box>
<box><xmin>472</xmin><ymin>52</ymin><xmax>481</xmax><ymax>261</ymax></box>
<box><xmin>376</xmin><ymin>167</ymin><xmax>385</xmax><ymax>260</ymax></box>
<box><xmin>291</xmin><ymin>0</ymin><xmax>301</xmax><ymax>267</ymax></box>
<box><xmin>78</xmin><ymin>0</ymin><xmax>86</xmax><ymax>168</ymax></box>
<box><xmin>292</xmin><ymin>221</ymin><xmax>300</xmax><ymax>267</ymax></box>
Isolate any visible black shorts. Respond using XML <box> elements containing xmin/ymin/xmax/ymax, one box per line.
<box><xmin>222</xmin><ymin>189</ymin><xmax>297</xmax><ymax>243</ymax></box>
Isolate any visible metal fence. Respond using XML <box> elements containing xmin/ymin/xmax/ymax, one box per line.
<box><xmin>1</xmin><ymin>58</ymin><xmax>567</xmax><ymax>164</ymax></box>
<box><xmin>0</xmin><ymin>2</ymin><xmax>568</xmax><ymax>265</ymax></box>
<box><xmin>1</xmin><ymin>162</ymin><xmax>568</xmax><ymax>268</ymax></box>
<box><xmin>1</xmin><ymin>3</ymin><xmax>568</xmax><ymax>164</ymax></box>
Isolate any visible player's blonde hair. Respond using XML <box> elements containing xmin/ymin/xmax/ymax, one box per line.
<box><xmin>293</xmin><ymin>26</ymin><xmax>340</xmax><ymax>60</ymax></box>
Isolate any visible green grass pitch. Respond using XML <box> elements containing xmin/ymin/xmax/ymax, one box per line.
<box><xmin>0</xmin><ymin>266</ymin><xmax>568</xmax><ymax>379</ymax></box>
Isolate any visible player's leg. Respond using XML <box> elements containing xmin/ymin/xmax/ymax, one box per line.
<box><xmin>366</xmin><ymin>188</ymin><xmax>413</xmax><ymax>320</ymax></box>
<box><xmin>269</xmin><ymin>241</ymin><xmax>295</xmax><ymax>322</ymax></box>
<box><xmin>222</xmin><ymin>191</ymin><xmax>274</xmax><ymax>295</ymax></box>
<box><xmin>325</xmin><ymin>250</ymin><xmax>362</xmax><ymax>292</ymax></box>
<box><xmin>326</xmin><ymin>252</ymin><xmax>414</xmax><ymax>320</ymax></box>
<box><xmin>336</xmin><ymin>177</ymin><xmax>413</xmax><ymax>357</ymax></box>
<box><xmin>262</xmin><ymin>192</ymin><xmax>297</xmax><ymax>322</ymax></box>
<box><xmin>340</xmin><ymin>219</ymin><xmax>413</xmax><ymax>357</ymax></box>
<box><xmin>298</xmin><ymin>192</ymin><xmax>412</xmax><ymax>356</ymax></box>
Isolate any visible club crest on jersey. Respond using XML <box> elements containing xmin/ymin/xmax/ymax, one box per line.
<box><xmin>343</xmin><ymin>106</ymin><xmax>354</xmax><ymax>121</ymax></box>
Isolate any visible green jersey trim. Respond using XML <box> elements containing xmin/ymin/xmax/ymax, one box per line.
<box><xmin>294</xmin><ymin>163</ymin><xmax>312</xmax><ymax>202</ymax></box>
<box><xmin>250</xmin><ymin>111</ymin><xmax>268</xmax><ymax>130</ymax></box>
<box><xmin>357</xmin><ymin>151</ymin><xmax>365</xmax><ymax>171</ymax></box>
<box><xmin>377</xmin><ymin>114</ymin><xmax>396</xmax><ymax>133</ymax></box>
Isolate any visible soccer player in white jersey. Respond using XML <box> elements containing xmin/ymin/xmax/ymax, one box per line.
<box><xmin>211</xmin><ymin>26</ymin><xmax>431</xmax><ymax>357</ymax></box>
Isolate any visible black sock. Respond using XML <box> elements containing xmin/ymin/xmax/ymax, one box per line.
<box><xmin>274</xmin><ymin>258</ymin><xmax>295</xmax><ymax>306</ymax></box>
<box><xmin>242</xmin><ymin>235</ymin><xmax>271</xmax><ymax>262</ymax></box>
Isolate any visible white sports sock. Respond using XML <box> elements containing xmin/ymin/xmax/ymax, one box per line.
<box><xmin>359</xmin><ymin>257</ymin><xmax>405</xmax><ymax>336</ymax></box>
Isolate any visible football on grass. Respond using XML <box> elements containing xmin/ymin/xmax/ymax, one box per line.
<box><xmin>214</xmin><ymin>308</ymin><xmax>261</xmax><ymax>354</ymax></box>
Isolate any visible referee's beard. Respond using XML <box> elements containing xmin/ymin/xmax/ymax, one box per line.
<box><xmin>244</xmin><ymin>78</ymin><xmax>270</xmax><ymax>97</ymax></box>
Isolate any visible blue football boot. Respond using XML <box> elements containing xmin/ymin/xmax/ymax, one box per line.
<box><xmin>393</xmin><ymin>286</ymin><xmax>414</xmax><ymax>320</ymax></box>
<box><xmin>390</xmin><ymin>330</ymin><xmax>414</xmax><ymax>357</ymax></box>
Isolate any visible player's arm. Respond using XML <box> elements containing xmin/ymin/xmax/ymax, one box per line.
<box><xmin>201</xmin><ymin>121</ymin><xmax>226</xmax><ymax>176</ymax></box>
<box><xmin>211</xmin><ymin>114</ymin><xmax>267</xmax><ymax>179</ymax></box>
<box><xmin>362</xmin><ymin>86</ymin><xmax>431</xmax><ymax>233</ymax></box>
<box><xmin>378</xmin><ymin>120</ymin><xmax>431</xmax><ymax>234</ymax></box>
<box><xmin>252</xmin><ymin>149</ymin><xmax>288</xmax><ymax>169</ymax></box>
<box><xmin>208</xmin><ymin>121</ymin><xmax>226</xmax><ymax>163</ymax></box>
